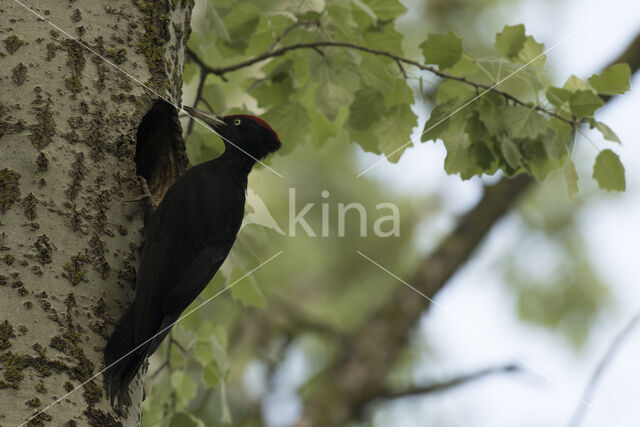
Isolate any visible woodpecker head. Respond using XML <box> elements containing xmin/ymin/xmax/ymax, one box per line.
<box><xmin>184</xmin><ymin>107</ymin><xmax>281</xmax><ymax>160</ymax></box>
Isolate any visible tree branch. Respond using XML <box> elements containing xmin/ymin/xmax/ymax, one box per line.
<box><xmin>568</xmin><ymin>311</ymin><xmax>640</xmax><ymax>427</ymax></box>
<box><xmin>188</xmin><ymin>41</ymin><xmax>573</xmax><ymax>124</ymax></box>
<box><xmin>297</xmin><ymin>176</ymin><xmax>534</xmax><ymax>427</ymax></box>
<box><xmin>186</xmin><ymin>71</ymin><xmax>207</xmax><ymax>137</ymax></box>
<box><xmin>268</xmin><ymin>296</ymin><xmax>348</xmax><ymax>338</ymax></box>
<box><xmin>186</xmin><ymin>47</ymin><xmax>227</xmax><ymax>82</ymax></box>
<box><xmin>379</xmin><ymin>364</ymin><xmax>520</xmax><ymax>400</ymax></box>
<box><xmin>296</xmin><ymin>31</ymin><xmax>640</xmax><ymax>427</ymax></box>
<box><xmin>267</xmin><ymin>19</ymin><xmax>320</xmax><ymax>52</ymax></box>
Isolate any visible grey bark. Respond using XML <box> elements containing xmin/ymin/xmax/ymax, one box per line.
<box><xmin>0</xmin><ymin>0</ymin><xmax>192</xmax><ymax>425</ymax></box>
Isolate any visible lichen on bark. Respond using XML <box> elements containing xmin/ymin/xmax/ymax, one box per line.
<box><xmin>29</xmin><ymin>91</ymin><xmax>56</xmax><ymax>149</ymax></box>
<box><xmin>4</xmin><ymin>35</ymin><xmax>24</xmax><ymax>54</ymax></box>
<box><xmin>0</xmin><ymin>0</ymin><xmax>194</xmax><ymax>424</ymax></box>
<box><xmin>0</xmin><ymin>168</ymin><xmax>21</xmax><ymax>213</ymax></box>
<box><xmin>11</xmin><ymin>63</ymin><xmax>27</xmax><ymax>86</ymax></box>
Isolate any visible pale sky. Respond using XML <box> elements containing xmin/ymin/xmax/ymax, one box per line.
<box><xmin>357</xmin><ymin>0</ymin><xmax>640</xmax><ymax>426</ymax></box>
<box><xmin>241</xmin><ymin>0</ymin><xmax>640</xmax><ymax>425</ymax></box>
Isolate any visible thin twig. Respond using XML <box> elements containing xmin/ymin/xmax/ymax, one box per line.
<box><xmin>149</xmin><ymin>361</ymin><xmax>168</xmax><ymax>380</ymax></box>
<box><xmin>169</xmin><ymin>335</ymin><xmax>189</xmax><ymax>354</ymax></box>
<box><xmin>379</xmin><ymin>364</ymin><xmax>520</xmax><ymax>400</ymax></box>
<box><xmin>568</xmin><ymin>311</ymin><xmax>640</xmax><ymax>427</ymax></box>
<box><xmin>167</xmin><ymin>330</ymin><xmax>177</xmax><ymax>411</ymax></box>
<box><xmin>269</xmin><ymin>296</ymin><xmax>347</xmax><ymax>338</ymax></box>
<box><xmin>267</xmin><ymin>19</ymin><xmax>319</xmax><ymax>52</ymax></box>
<box><xmin>311</xmin><ymin>46</ymin><xmax>325</xmax><ymax>58</ymax></box>
<box><xmin>396</xmin><ymin>59</ymin><xmax>408</xmax><ymax>79</ymax></box>
<box><xmin>186</xmin><ymin>71</ymin><xmax>207</xmax><ymax>136</ymax></box>
<box><xmin>189</xmin><ymin>41</ymin><xmax>573</xmax><ymax>124</ymax></box>
<box><xmin>186</xmin><ymin>47</ymin><xmax>228</xmax><ymax>82</ymax></box>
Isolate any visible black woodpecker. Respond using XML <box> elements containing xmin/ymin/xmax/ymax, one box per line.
<box><xmin>104</xmin><ymin>107</ymin><xmax>281</xmax><ymax>409</ymax></box>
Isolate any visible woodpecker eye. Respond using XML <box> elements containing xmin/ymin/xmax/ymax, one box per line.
<box><xmin>233</xmin><ymin>118</ymin><xmax>241</xmax><ymax>126</ymax></box>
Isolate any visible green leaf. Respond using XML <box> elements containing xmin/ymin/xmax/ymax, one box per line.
<box><xmin>186</xmin><ymin>125</ymin><xmax>225</xmax><ymax>165</ymax></box>
<box><xmin>563</xmin><ymin>75</ymin><xmax>594</xmax><ymax>93</ymax></box>
<box><xmin>546</xmin><ymin>86</ymin><xmax>571</xmax><ymax>107</ymax></box>
<box><xmin>549</xmin><ymin>117</ymin><xmax>572</xmax><ymax>143</ymax></box>
<box><xmin>250</xmin><ymin>64</ymin><xmax>295</xmax><ymax>108</ymax></box>
<box><xmin>469</xmin><ymin>139</ymin><xmax>498</xmax><ymax>174</ymax></box>
<box><xmin>477</xmin><ymin>94</ymin><xmax>505</xmax><ymax>134</ymax></box>
<box><xmin>309</xmin><ymin>107</ymin><xmax>349</xmax><ymax>148</ymax></box>
<box><xmin>194</xmin><ymin>340</ymin><xmax>214</xmax><ymax>366</ymax></box>
<box><xmin>592</xmin><ymin>149</ymin><xmax>625</xmax><ymax>191</ymax></box>
<box><xmin>204</xmin><ymin>361</ymin><xmax>223</xmax><ymax>388</ymax></box>
<box><xmin>229</xmin><ymin>265</ymin><xmax>267</xmax><ymax>308</ymax></box>
<box><xmin>465</xmin><ymin>111</ymin><xmax>490</xmax><ymax>141</ymax></box>
<box><xmin>421</xmin><ymin>101</ymin><xmax>457</xmax><ymax>142</ymax></box>
<box><xmin>521</xmin><ymin>138</ymin><xmax>555</xmax><ymax>181</ymax></box>
<box><xmin>327</xmin><ymin>3</ymin><xmax>360</xmax><ymax>40</ymax></box>
<box><xmin>499</xmin><ymin>136</ymin><xmax>522</xmax><ymax>168</ymax></box>
<box><xmin>439</xmin><ymin>113</ymin><xmax>482</xmax><ymax>179</ymax></box>
<box><xmin>588</xmin><ymin>63</ymin><xmax>631</xmax><ymax>95</ymax></box>
<box><xmin>170</xmin><ymin>412</ymin><xmax>205</xmax><ymax>427</ymax></box>
<box><xmin>564</xmin><ymin>158</ymin><xmax>579</xmax><ymax>201</ymax></box>
<box><xmin>169</xmin><ymin>342</ymin><xmax>185</xmax><ymax>368</ymax></box>
<box><xmin>348</xmin><ymin>87</ymin><xmax>385</xmax><ymax>131</ymax></box>
<box><xmin>470</xmin><ymin>57</ymin><xmax>542</xmax><ymax>89</ymax></box>
<box><xmin>504</xmin><ymin>105</ymin><xmax>549</xmax><ymax>139</ymax></box>
<box><xmin>231</xmin><ymin>279</ymin><xmax>266</xmax><ymax>308</ymax></box>
<box><xmin>495</xmin><ymin>24</ymin><xmax>526</xmax><ymax>57</ymax></box>
<box><xmin>569</xmin><ymin>90</ymin><xmax>604</xmax><ymax>118</ymax></box>
<box><xmin>201</xmin><ymin>83</ymin><xmax>225</xmax><ymax>114</ymax></box>
<box><xmin>420</xmin><ymin>31</ymin><xmax>463</xmax><ymax>69</ymax></box>
<box><xmin>437</xmin><ymin>79</ymin><xmax>475</xmax><ymax>103</ymax></box>
<box><xmin>518</xmin><ymin>36</ymin><xmax>546</xmax><ymax>67</ymax></box>
<box><xmin>350</xmin><ymin>127</ymin><xmax>380</xmax><ymax>154</ymax></box>
<box><xmin>360</xmin><ymin>56</ymin><xmax>395</xmax><ymax>96</ymax></box>
<box><xmin>170</xmin><ymin>371</ymin><xmax>196</xmax><ymax>406</ymax></box>
<box><xmin>246</xmin><ymin>15</ymin><xmax>293</xmax><ymax>56</ymax></box>
<box><xmin>351</xmin><ymin>2</ymin><xmax>376</xmax><ymax>30</ymax></box>
<box><xmin>292</xmin><ymin>0</ymin><xmax>324</xmax><ymax>15</ymax></box>
<box><xmin>386</xmin><ymin>78</ymin><xmax>414</xmax><ymax>107</ymax></box>
<box><xmin>361</xmin><ymin>0</ymin><xmax>407</xmax><ymax>20</ymax></box>
<box><xmin>196</xmin><ymin>323</ymin><xmax>229</xmax><ymax>387</ymax></box>
<box><xmin>593</xmin><ymin>121</ymin><xmax>621</xmax><ymax>143</ymax></box>
<box><xmin>206</xmin><ymin>3</ymin><xmax>230</xmax><ymax>43</ymax></box>
<box><xmin>183</xmin><ymin>63</ymin><xmax>197</xmax><ymax>84</ymax></box>
<box><xmin>448</xmin><ymin>54</ymin><xmax>479</xmax><ymax>77</ymax></box>
<box><xmin>362</xmin><ymin>23</ymin><xmax>404</xmax><ymax>54</ymax></box>
<box><xmin>309</xmin><ymin>49</ymin><xmax>356</xmax><ymax>83</ymax></box>
<box><xmin>375</xmin><ymin>104</ymin><xmax>417</xmax><ymax>163</ymax></box>
<box><xmin>216</xmin><ymin>3</ymin><xmax>260</xmax><ymax>55</ymax></box>
<box><xmin>545</xmin><ymin>118</ymin><xmax>571</xmax><ymax>160</ymax></box>
<box><xmin>315</xmin><ymin>80</ymin><xmax>351</xmax><ymax>121</ymax></box>
<box><xmin>262</xmin><ymin>102</ymin><xmax>311</xmax><ymax>151</ymax></box>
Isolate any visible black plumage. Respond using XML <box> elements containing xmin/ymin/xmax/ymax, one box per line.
<box><xmin>104</xmin><ymin>107</ymin><xmax>281</xmax><ymax>409</ymax></box>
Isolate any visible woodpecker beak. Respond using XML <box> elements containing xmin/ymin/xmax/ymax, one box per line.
<box><xmin>183</xmin><ymin>106</ymin><xmax>226</xmax><ymax>128</ymax></box>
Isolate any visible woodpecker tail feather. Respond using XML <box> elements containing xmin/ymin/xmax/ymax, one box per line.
<box><xmin>104</xmin><ymin>308</ymin><xmax>149</xmax><ymax>411</ymax></box>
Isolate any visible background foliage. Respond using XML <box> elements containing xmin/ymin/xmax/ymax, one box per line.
<box><xmin>143</xmin><ymin>0</ymin><xmax>635</xmax><ymax>425</ymax></box>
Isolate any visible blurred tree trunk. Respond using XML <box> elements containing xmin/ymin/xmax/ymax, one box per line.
<box><xmin>296</xmin><ymin>31</ymin><xmax>640</xmax><ymax>427</ymax></box>
<box><xmin>0</xmin><ymin>0</ymin><xmax>192</xmax><ymax>425</ymax></box>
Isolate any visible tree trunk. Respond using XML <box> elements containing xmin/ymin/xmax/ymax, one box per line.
<box><xmin>0</xmin><ymin>0</ymin><xmax>192</xmax><ymax>425</ymax></box>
